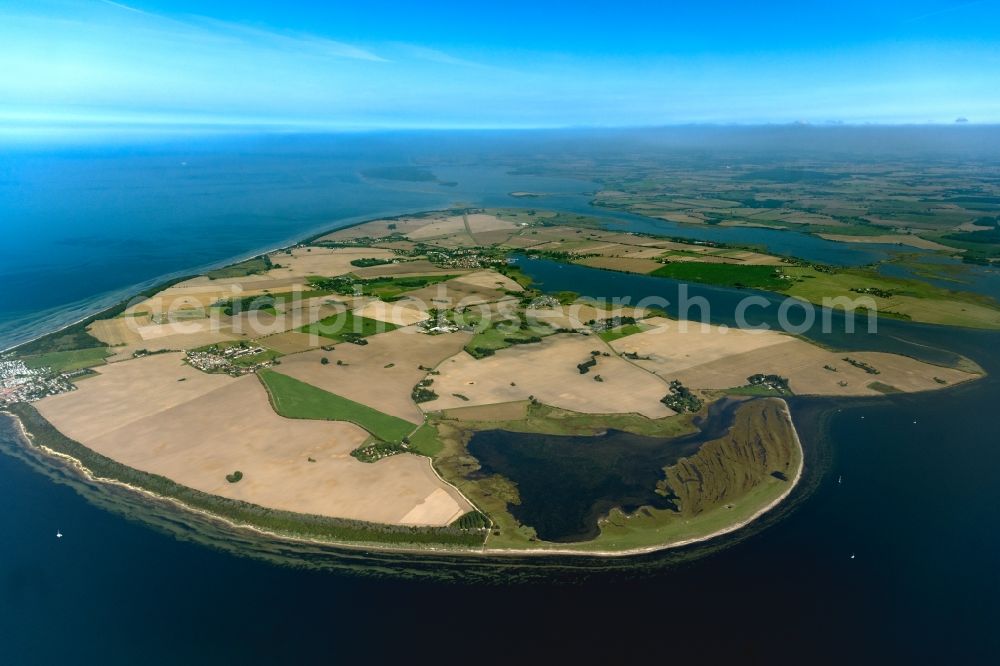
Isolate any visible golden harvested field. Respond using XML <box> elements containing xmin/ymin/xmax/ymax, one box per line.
<box><xmin>611</xmin><ymin>317</ymin><xmax>978</xmax><ymax>396</ymax></box>
<box><xmin>527</xmin><ymin>303</ymin><xmax>647</xmax><ymax>331</ymax></box>
<box><xmin>576</xmin><ymin>256</ymin><xmax>662</xmax><ymax>274</ymax></box>
<box><xmin>226</xmin><ymin>301</ymin><xmax>340</xmax><ymax>338</ymax></box>
<box><xmin>474</xmin><ymin>228</ymin><xmax>521</xmax><ymax>245</ymax></box>
<box><xmin>352</xmin><ymin>260</ymin><xmax>463</xmax><ymax>278</ymax></box>
<box><xmin>270</xmin><ymin>328</ymin><xmax>473</xmax><ymax>423</ymax></box>
<box><xmin>315</xmin><ymin>216</ymin><xmax>431</xmax><ymax>241</ymax></box>
<box><xmin>406</xmin><ymin>213</ymin><xmax>518</xmax><ymax>240</ymax></box>
<box><xmin>426</xmin><ymin>333</ymin><xmax>674</xmax><ymax>418</ymax></box>
<box><xmin>817</xmin><ymin>233</ymin><xmax>956</xmax><ymax>251</ymax></box>
<box><xmin>259</xmin><ymin>331</ymin><xmax>323</xmax><ymax>354</ymax></box>
<box><xmin>124</xmin><ymin>275</ymin><xmax>309</xmax><ymax>317</ymax></box>
<box><xmin>264</xmin><ymin>247</ymin><xmax>397</xmax><ymax>278</ymax></box>
<box><xmin>436</xmin><ymin>400</ymin><xmax>531</xmax><ymax>422</ymax></box>
<box><xmin>352</xmin><ymin>299</ymin><xmax>429</xmax><ymax>326</ymax></box>
<box><xmin>89</xmin><ymin>317</ymin><xmax>147</xmax><ymax>347</ymax></box>
<box><xmin>35</xmin><ymin>353</ymin><xmax>470</xmax><ymax>526</ymax></box>
<box><xmin>585</xmin><ymin>244</ymin><xmax>668</xmax><ymax>259</ymax></box>
<box><xmin>452</xmin><ymin>269</ymin><xmax>523</xmax><ymax>292</ymax></box>
<box><xmin>399</xmin><ymin>276</ymin><xmax>513</xmax><ymax>310</ymax></box>
<box><xmin>90</xmin><ymin>316</ymin><xmax>241</xmax><ymax>359</ymax></box>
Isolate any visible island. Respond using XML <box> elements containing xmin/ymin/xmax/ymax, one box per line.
<box><xmin>0</xmin><ymin>208</ymin><xmax>986</xmax><ymax>555</ymax></box>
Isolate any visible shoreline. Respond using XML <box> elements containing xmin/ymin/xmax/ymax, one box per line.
<box><xmin>1</xmin><ymin>399</ymin><xmax>805</xmax><ymax>559</ymax></box>
<box><xmin>0</xmin><ymin>205</ymin><xmax>454</xmax><ymax>355</ymax></box>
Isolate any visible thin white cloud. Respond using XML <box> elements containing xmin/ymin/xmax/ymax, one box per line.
<box><xmin>904</xmin><ymin>0</ymin><xmax>994</xmax><ymax>23</ymax></box>
<box><xmin>97</xmin><ymin>0</ymin><xmax>387</xmax><ymax>62</ymax></box>
<box><xmin>97</xmin><ymin>0</ymin><xmax>154</xmax><ymax>17</ymax></box>
<box><xmin>391</xmin><ymin>43</ymin><xmax>486</xmax><ymax>68</ymax></box>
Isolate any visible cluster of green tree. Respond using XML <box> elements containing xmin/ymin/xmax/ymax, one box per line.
<box><xmin>504</xmin><ymin>335</ymin><xmax>543</xmax><ymax>346</ymax></box>
<box><xmin>588</xmin><ymin>315</ymin><xmax>637</xmax><ymax>329</ymax></box>
<box><xmin>850</xmin><ymin>286</ymin><xmax>895</xmax><ymax>299</ymax></box>
<box><xmin>842</xmin><ymin>357</ymin><xmax>880</xmax><ymax>374</ymax></box>
<box><xmin>411</xmin><ymin>379</ymin><xmax>438</xmax><ymax>403</ymax></box>
<box><xmin>225</xmin><ymin>471</ymin><xmax>243</xmax><ymax>483</ymax></box>
<box><xmin>213</xmin><ymin>294</ymin><xmax>278</xmax><ymax>316</ymax></box>
<box><xmin>522</xmin><ymin>249</ymin><xmax>598</xmax><ymax>262</ymax></box>
<box><xmin>349</xmin><ymin>257</ymin><xmax>394</xmax><ymax>267</ymax></box>
<box><xmin>452</xmin><ymin>511</ymin><xmax>491</xmax><ymax>530</ymax></box>
<box><xmin>660</xmin><ymin>380</ymin><xmax>703</xmax><ymax>413</ymax></box>
<box><xmin>205</xmin><ymin>254</ymin><xmax>273</xmax><ymax>280</ymax></box>
<box><xmin>350</xmin><ymin>440</ymin><xmax>406</xmax><ymax>463</ymax></box>
<box><xmin>8</xmin><ymin>403</ymin><xmax>485</xmax><ymax>547</ymax></box>
<box><xmin>747</xmin><ymin>373</ymin><xmax>792</xmax><ymax>393</ymax></box>
<box><xmin>943</xmin><ymin>217</ymin><xmax>1000</xmax><ymax>244</ymax></box>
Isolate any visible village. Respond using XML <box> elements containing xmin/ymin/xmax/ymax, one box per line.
<box><xmin>0</xmin><ymin>357</ymin><xmax>77</xmax><ymax>406</ymax></box>
<box><xmin>185</xmin><ymin>344</ymin><xmax>277</xmax><ymax>376</ymax></box>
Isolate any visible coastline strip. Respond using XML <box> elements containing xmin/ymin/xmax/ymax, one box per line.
<box><xmin>1</xmin><ymin>399</ymin><xmax>805</xmax><ymax>559</ymax></box>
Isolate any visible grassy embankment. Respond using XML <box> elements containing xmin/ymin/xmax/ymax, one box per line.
<box><xmin>5</xmin><ymin>403</ymin><xmax>484</xmax><ymax>547</ymax></box>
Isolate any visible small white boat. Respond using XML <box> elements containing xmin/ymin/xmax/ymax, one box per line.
<box><xmin>56</xmin><ymin>530</ymin><xmax>63</xmax><ymax>539</ymax></box>
<box><xmin>838</xmin><ymin>475</ymin><xmax>842</xmax><ymax>484</ymax></box>
<box><xmin>850</xmin><ymin>553</ymin><xmax>855</xmax><ymax>559</ymax></box>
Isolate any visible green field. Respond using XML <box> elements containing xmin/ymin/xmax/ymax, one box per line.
<box><xmin>214</xmin><ymin>289</ymin><xmax>336</xmax><ymax>316</ymax></box>
<box><xmin>464</xmin><ymin>323</ymin><xmax>547</xmax><ymax>357</ymax></box>
<box><xmin>356</xmin><ymin>275</ymin><xmax>457</xmax><ymax>300</ymax></box>
<box><xmin>597</xmin><ymin>323</ymin><xmax>648</xmax><ymax>342</ymax></box>
<box><xmin>781</xmin><ymin>266</ymin><xmax>1000</xmax><ymax>328</ymax></box>
<box><xmin>300</xmin><ymin>310</ymin><xmax>399</xmax><ymax>342</ymax></box>
<box><xmin>22</xmin><ymin>348</ymin><xmax>110</xmax><ymax>373</ymax></box>
<box><xmin>650</xmin><ymin>262</ymin><xmax>787</xmax><ymax>290</ymax></box>
<box><xmin>257</xmin><ymin>369</ymin><xmax>415</xmax><ymax>442</ymax></box>
<box><xmin>406</xmin><ymin>423</ymin><xmax>445</xmax><ymax>457</ymax></box>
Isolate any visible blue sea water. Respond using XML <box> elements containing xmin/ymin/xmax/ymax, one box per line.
<box><xmin>2</xmin><ymin>130</ymin><xmax>1000</xmax><ymax>662</ymax></box>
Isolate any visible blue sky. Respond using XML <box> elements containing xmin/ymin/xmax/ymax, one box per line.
<box><xmin>1</xmin><ymin>0</ymin><xmax>999</xmax><ymax>129</ymax></box>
